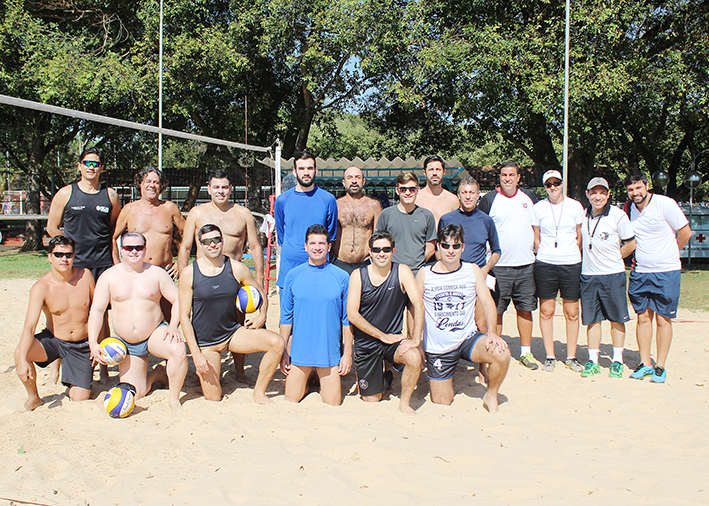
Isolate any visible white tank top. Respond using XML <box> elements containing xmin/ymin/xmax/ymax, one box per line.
<box><xmin>422</xmin><ymin>263</ymin><xmax>478</xmax><ymax>354</ymax></box>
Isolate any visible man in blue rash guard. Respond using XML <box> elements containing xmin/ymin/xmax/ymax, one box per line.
<box><xmin>279</xmin><ymin>224</ymin><xmax>353</xmax><ymax>406</ymax></box>
<box><xmin>275</xmin><ymin>152</ymin><xmax>338</xmax><ymax>289</ymax></box>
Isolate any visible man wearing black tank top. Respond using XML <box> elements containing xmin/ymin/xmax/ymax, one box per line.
<box><xmin>47</xmin><ymin>146</ymin><xmax>121</xmax><ymax>383</ymax></box>
<box><xmin>346</xmin><ymin>231</ymin><xmax>424</xmax><ymax>415</ymax></box>
<box><xmin>179</xmin><ymin>224</ymin><xmax>283</xmax><ymax>404</ymax></box>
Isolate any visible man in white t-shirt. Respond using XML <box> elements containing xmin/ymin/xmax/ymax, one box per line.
<box><xmin>624</xmin><ymin>171</ymin><xmax>692</xmax><ymax>383</ymax></box>
<box><xmin>416</xmin><ymin>224</ymin><xmax>510</xmax><ymax>412</ymax></box>
<box><xmin>580</xmin><ymin>177</ymin><xmax>636</xmax><ymax>378</ymax></box>
<box><xmin>479</xmin><ymin>161</ymin><xmax>539</xmax><ymax>370</ymax></box>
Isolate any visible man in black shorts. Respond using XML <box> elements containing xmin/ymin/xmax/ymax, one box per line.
<box><xmin>179</xmin><ymin>224</ymin><xmax>284</xmax><ymax>404</ymax></box>
<box><xmin>346</xmin><ymin>231</ymin><xmax>424</xmax><ymax>415</ymax></box>
<box><xmin>15</xmin><ymin>236</ymin><xmax>95</xmax><ymax>410</ymax></box>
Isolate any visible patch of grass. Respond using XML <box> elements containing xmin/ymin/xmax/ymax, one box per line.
<box><xmin>680</xmin><ymin>265</ymin><xmax>709</xmax><ymax>313</ymax></box>
<box><xmin>0</xmin><ymin>251</ymin><xmax>50</xmax><ymax>279</ymax></box>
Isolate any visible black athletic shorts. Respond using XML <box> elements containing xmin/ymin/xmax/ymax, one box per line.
<box><xmin>534</xmin><ymin>261</ymin><xmax>581</xmax><ymax>301</ymax></box>
<box><xmin>426</xmin><ymin>331</ymin><xmax>484</xmax><ymax>381</ymax></box>
<box><xmin>35</xmin><ymin>329</ymin><xmax>92</xmax><ymax>390</ymax></box>
<box><xmin>492</xmin><ymin>264</ymin><xmax>537</xmax><ymax>313</ymax></box>
<box><xmin>354</xmin><ymin>341</ymin><xmax>404</xmax><ymax>396</ymax></box>
<box><xmin>332</xmin><ymin>258</ymin><xmax>371</xmax><ymax>276</ymax></box>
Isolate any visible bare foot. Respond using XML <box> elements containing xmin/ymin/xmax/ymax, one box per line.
<box><xmin>398</xmin><ymin>403</ymin><xmax>416</xmax><ymax>416</ymax></box>
<box><xmin>25</xmin><ymin>396</ymin><xmax>43</xmax><ymax>411</ymax></box>
<box><xmin>149</xmin><ymin>364</ymin><xmax>168</xmax><ymax>388</ymax></box>
<box><xmin>482</xmin><ymin>391</ymin><xmax>499</xmax><ymax>413</ymax></box>
<box><xmin>477</xmin><ymin>363</ymin><xmax>489</xmax><ymax>386</ymax></box>
<box><xmin>253</xmin><ymin>393</ymin><xmax>273</xmax><ymax>405</ymax></box>
<box><xmin>168</xmin><ymin>396</ymin><xmax>182</xmax><ymax>413</ymax></box>
<box><xmin>50</xmin><ymin>361</ymin><xmax>61</xmax><ymax>384</ymax></box>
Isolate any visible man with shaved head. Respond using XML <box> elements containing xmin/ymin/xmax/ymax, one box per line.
<box><xmin>332</xmin><ymin>166</ymin><xmax>382</xmax><ymax>274</ymax></box>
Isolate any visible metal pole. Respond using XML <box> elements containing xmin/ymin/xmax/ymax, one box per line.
<box><xmin>688</xmin><ymin>187</ymin><xmax>693</xmax><ymax>266</ymax></box>
<box><xmin>562</xmin><ymin>0</ymin><xmax>570</xmax><ymax>195</ymax></box>
<box><xmin>158</xmin><ymin>0</ymin><xmax>164</xmax><ymax>171</ymax></box>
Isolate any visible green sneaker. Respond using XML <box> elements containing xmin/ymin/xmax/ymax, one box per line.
<box><xmin>565</xmin><ymin>358</ymin><xmax>584</xmax><ymax>372</ymax></box>
<box><xmin>581</xmin><ymin>361</ymin><xmax>600</xmax><ymax>377</ymax></box>
<box><xmin>609</xmin><ymin>361</ymin><xmax>623</xmax><ymax>378</ymax></box>
<box><xmin>519</xmin><ymin>353</ymin><xmax>539</xmax><ymax>370</ymax></box>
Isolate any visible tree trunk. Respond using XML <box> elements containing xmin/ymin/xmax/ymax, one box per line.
<box><xmin>567</xmin><ymin>148</ymin><xmax>596</xmax><ymax>204</ymax></box>
<box><xmin>20</xmin><ymin>127</ymin><xmax>44</xmax><ymax>252</ymax></box>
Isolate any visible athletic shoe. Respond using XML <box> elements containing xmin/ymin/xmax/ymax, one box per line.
<box><xmin>650</xmin><ymin>366</ymin><xmax>666</xmax><ymax>383</ymax></box>
<box><xmin>581</xmin><ymin>361</ymin><xmax>600</xmax><ymax>377</ymax></box>
<box><xmin>565</xmin><ymin>358</ymin><xmax>583</xmax><ymax>372</ymax></box>
<box><xmin>519</xmin><ymin>353</ymin><xmax>539</xmax><ymax>370</ymax></box>
<box><xmin>609</xmin><ymin>361</ymin><xmax>623</xmax><ymax>378</ymax></box>
<box><xmin>629</xmin><ymin>363</ymin><xmax>654</xmax><ymax>380</ymax></box>
<box><xmin>543</xmin><ymin>358</ymin><xmax>555</xmax><ymax>372</ymax></box>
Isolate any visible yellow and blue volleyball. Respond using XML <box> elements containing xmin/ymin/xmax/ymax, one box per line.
<box><xmin>100</xmin><ymin>337</ymin><xmax>127</xmax><ymax>366</ymax></box>
<box><xmin>236</xmin><ymin>285</ymin><xmax>262</xmax><ymax>313</ymax></box>
<box><xmin>104</xmin><ymin>383</ymin><xmax>136</xmax><ymax>418</ymax></box>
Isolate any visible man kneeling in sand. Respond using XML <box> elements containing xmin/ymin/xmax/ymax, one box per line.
<box><xmin>417</xmin><ymin>224</ymin><xmax>510</xmax><ymax>412</ymax></box>
<box><xmin>179</xmin><ymin>224</ymin><xmax>283</xmax><ymax>404</ymax></box>
<box><xmin>88</xmin><ymin>232</ymin><xmax>187</xmax><ymax>411</ymax></box>
<box><xmin>15</xmin><ymin>236</ymin><xmax>95</xmax><ymax>410</ymax></box>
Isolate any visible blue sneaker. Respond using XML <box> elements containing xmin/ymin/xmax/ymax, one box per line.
<box><xmin>650</xmin><ymin>366</ymin><xmax>666</xmax><ymax>383</ymax></box>
<box><xmin>629</xmin><ymin>363</ymin><xmax>653</xmax><ymax>380</ymax></box>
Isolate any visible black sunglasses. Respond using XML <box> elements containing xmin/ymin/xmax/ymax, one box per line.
<box><xmin>199</xmin><ymin>236</ymin><xmax>223</xmax><ymax>246</ymax></box>
<box><xmin>122</xmin><ymin>244</ymin><xmax>145</xmax><ymax>252</ymax></box>
<box><xmin>52</xmin><ymin>251</ymin><xmax>75</xmax><ymax>259</ymax></box>
<box><xmin>371</xmin><ymin>246</ymin><xmax>393</xmax><ymax>253</ymax></box>
<box><xmin>439</xmin><ymin>242</ymin><xmax>463</xmax><ymax>250</ymax></box>
<box><xmin>545</xmin><ymin>181</ymin><xmax>562</xmax><ymax>188</ymax></box>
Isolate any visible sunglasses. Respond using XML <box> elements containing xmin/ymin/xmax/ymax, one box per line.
<box><xmin>122</xmin><ymin>244</ymin><xmax>145</xmax><ymax>252</ymax></box>
<box><xmin>439</xmin><ymin>242</ymin><xmax>463</xmax><ymax>250</ymax></box>
<box><xmin>51</xmin><ymin>251</ymin><xmax>75</xmax><ymax>259</ymax></box>
<box><xmin>199</xmin><ymin>236</ymin><xmax>223</xmax><ymax>246</ymax></box>
<box><xmin>398</xmin><ymin>186</ymin><xmax>418</xmax><ymax>194</ymax></box>
<box><xmin>371</xmin><ymin>246</ymin><xmax>393</xmax><ymax>253</ymax></box>
<box><xmin>81</xmin><ymin>160</ymin><xmax>101</xmax><ymax>168</ymax></box>
<box><xmin>545</xmin><ymin>181</ymin><xmax>562</xmax><ymax>188</ymax></box>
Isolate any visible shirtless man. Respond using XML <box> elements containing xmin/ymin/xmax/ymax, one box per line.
<box><xmin>414</xmin><ymin>155</ymin><xmax>459</xmax><ymax>227</ymax></box>
<box><xmin>113</xmin><ymin>167</ymin><xmax>185</xmax><ymax>278</ymax></box>
<box><xmin>332</xmin><ymin>166</ymin><xmax>381</xmax><ymax>275</ymax></box>
<box><xmin>89</xmin><ymin>232</ymin><xmax>187</xmax><ymax>412</ymax></box>
<box><xmin>178</xmin><ymin>169</ymin><xmax>263</xmax><ymax>382</ymax></box>
<box><xmin>179</xmin><ymin>224</ymin><xmax>283</xmax><ymax>404</ymax></box>
<box><xmin>15</xmin><ymin>236</ymin><xmax>95</xmax><ymax>410</ymax></box>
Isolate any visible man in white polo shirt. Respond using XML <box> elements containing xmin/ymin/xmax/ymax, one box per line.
<box><xmin>624</xmin><ymin>170</ymin><xmax>692</xmax><ymax>383</ymax></box>
<box><xmin>479</xmin><ymin>161</ymin><xmax>539</xmax><ymax>369</ymax></box>
<box><xmin>580</xmin><ymin>177</ymin><xmax>636</xmax><ymax>378</ymax></box>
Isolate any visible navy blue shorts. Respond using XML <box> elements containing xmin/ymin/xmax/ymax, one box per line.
<box><xmin>580</xmin><ymin>272</ymin><xmax>630</xmax><ymax>325</ymax></box>
<box><xmin>426</xmin><ymin>332</ymin><xmax>484</xmax><ymax>380</ymax></box>
<box><xmin>493</xmin><ymin>264</ymin><xmax>537</xmax><ymax>313</ymax></box>
<box><xmin>628</xmin><ymin>270</ymin><xmax>681</xmax><ymax>319</ymax></box>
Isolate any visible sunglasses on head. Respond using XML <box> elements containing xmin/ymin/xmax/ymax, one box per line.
<box><xmin>199</xmin><ymin>236</ymin><xmax>222</xmax><ymax>246</ymax></box>
<box><xmin>439</xmin><ymin>242</ymin><xmax>463</xmax><ymax>250</ymax></box>
<box><xmin>398</xmin><ymin>186</ymin><xmax>418</xmax><ymax>194</ymax></box>
<box><xmin>545</xmin><ymin>180</ymin><xmax>562</xmax><ymax>188</ymax></box>
<box><xmin>371</xmin><ymin>246</ymin><xmax>393</xmax><ymax>253</ymax></box>
<box><xmin>122</xmin><ymin>244</ymin><xmax>145</xmax><ymax>252</ymax></box>
<box><xmin>81</xmin><ymin>160</ymin><xmax>101</xmax><ymax>168</ymax></box>
<box><xmin>52</xmin><ymin>251</ymin><xmax>74</xmax><ymax>259</ymax></box>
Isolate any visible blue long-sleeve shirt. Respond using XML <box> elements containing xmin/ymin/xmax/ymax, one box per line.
<box><xmin>275</xmin><ymin>186</ymin><xmax>338</xmax><ymax>287</ymax></box>
<box><xmin>438</xmin><ymin>208</ymin><xmax>501</xmax><ymax>268</ymax></box>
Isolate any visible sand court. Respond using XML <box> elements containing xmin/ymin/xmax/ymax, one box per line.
<box><xmin>1</xmin><ymin>277</ymin><xmax>707</xmax><ymax>505</ymax></box>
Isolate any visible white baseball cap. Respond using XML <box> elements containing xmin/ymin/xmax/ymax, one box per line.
<box><xmin>586</xmin><ymin>177</ymin><xmax>609</xmax><ymax>190</ymax></box>
<box><xmin>542</xmin><ymin>170</ymin><xmax>563</xmax><ymax>184</ymax></box>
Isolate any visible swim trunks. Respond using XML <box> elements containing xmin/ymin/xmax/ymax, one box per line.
<box><xmin>35</xmin><ymin>329</ymin><xmax>92</xmax><ymax>390</ymax></box>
